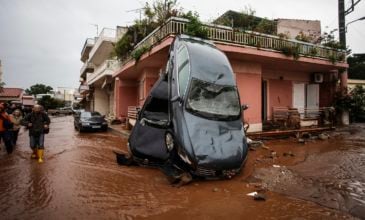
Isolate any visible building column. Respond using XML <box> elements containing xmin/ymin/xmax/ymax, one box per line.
<box><xmin>114</xmin><ymin>77</ymin><xmax>121</xmax><ymax>118</ymax></box>
<box><xmin>340</xmin><ymin>70</ymin><xmax>350</xmax><ymax>125</ymax></box>
<box><xmin>340</xmin><ymin>70</ymin><xmax>348</xmax><ymax>92</ymax></box>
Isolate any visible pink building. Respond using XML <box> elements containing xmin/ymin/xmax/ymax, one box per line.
<box><xmin>113</xmin><ymin>17</ymin><xmax>348</xmax><ymax>132</ymax></box>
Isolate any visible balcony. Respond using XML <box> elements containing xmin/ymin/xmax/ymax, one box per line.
<box><xmin>122</xmin><ymin>17</ymin><xmax>346</xmax><ymax>65</ymax></box>
<box><xmin>87</xmin><ymin>59</ymin><xmax>121</xmax><ymax>85</ymax></box>
<box><xmin>80</xmin><ymin>61</ymin><xmax>95</xmax><ymax>78</ymax></box>
<box><xmin>79</xmin><ymin>85</ymin><xmax>90</xmax><ymax>95</ymax></box>
<box><xmin>80</xmin><ymin>38</ymin><xmax>95</xmax><ymax>63</ymax></box>
<box><xmin>88</xmin><ymin>28</ymin><xmax>117</xmax><ymax>66</ymax></box>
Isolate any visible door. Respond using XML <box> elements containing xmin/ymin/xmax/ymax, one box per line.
<box><xmin>306</xmin><ymin>84</ymin><xmax>319</xmax><ymax>109</ymax></box>
<box><xmin>293</xmin><ymin>83</ymin><xmax>306</xmax><ymax>116</ymax></box>
<box><xmin>128</xmin><ymin>75</ymin><xmax>170</xmax><ymax>161</ymax></box>
<box><xmin>306</xmin><ymin>84</ymin><xmax>319</xmax><ymax>118</ymax></box>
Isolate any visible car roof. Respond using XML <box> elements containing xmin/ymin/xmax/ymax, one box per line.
<box><xmin>176</xmin><ymin>35</ymin><xmax>236</xmax><ymax>86</ymax></box>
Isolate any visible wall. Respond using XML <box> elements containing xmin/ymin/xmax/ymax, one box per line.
<box><xmin>137</xmin><ymin>68</ymin><xmax>159</xmax><ymax>106</ymax></box>
<box><xmin>263</xmin><ymin>70</ymin><xmax>311</xmax><ymax>118</ymax></box>
<box><xmin>231</xmin><ymin>61</ymin><xmax>262</xmax><ymax>132</ymax></box>
<box><xmin>116</xmin><ymin>80</ymin><xmax>138</xmax><ymax>118</ymax></box>
<box><xmin>276</xmin><ymin>19</ymin><xmax>321</xmax><ymax>43</ymax></box>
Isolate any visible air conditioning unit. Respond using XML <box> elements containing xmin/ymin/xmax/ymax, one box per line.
<box><xmin>312</xmin><ymin>73</ymin><xmax>324</xmax><ymax>83</ymax></box>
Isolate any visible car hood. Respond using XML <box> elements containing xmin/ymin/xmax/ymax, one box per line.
<box><xmin>183</xmin><ymin>112</ymin><xmax>247</xmax><ymax>170</ymax></box>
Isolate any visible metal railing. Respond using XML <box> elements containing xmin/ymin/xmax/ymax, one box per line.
<box><xmin>87</xmin><ymin>59</ymin><xmax>121</xmax><ymax>84</ymax></box>
<box><xmin>99</xmin><ymin>28</ymin><xmax>116</xmax><ymax>38</ymax></box>
<box><xmin>89</xmin><ymin>28</ymin><xmax>117</xmax><ymax>61</ymax></box>
<box><xmin>81</xmin><ymin>38</ymin><xmax>95</xmax><ymax>57</ymax></box>
<box><xmin>80</xmin><ymin>61</ymin><xmax>95</xmax><ymax>76</ymax></box>
<box><xmin>123</xmin><ymin>17</ymin><xmax>346</xmax><ymax>65</ymax></box>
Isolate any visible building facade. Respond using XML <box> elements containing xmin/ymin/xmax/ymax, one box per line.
<box><xmin>79</xmin><ymin>26</ymin><xmax>127</xmax><ymax>116</ymax></box>
<box><xmin>112</xmin><ymin>17</ymin><xmax>347</xmax><ymax>132</ymax></box>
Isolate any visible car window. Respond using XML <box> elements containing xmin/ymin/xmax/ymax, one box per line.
<box><xmin>177</xmin><ymin>45</ymin><xmax>190</xmax><ymax>96</ymax></box>
<box><xmin>186</xmin><ymin>78</ymin><xmax>241</xmax><ymax>120</ymax></box>
<box><xmin>81</xmin><ymin>112</ymin><xmax>101</xmax><ymax>118</ymax></box>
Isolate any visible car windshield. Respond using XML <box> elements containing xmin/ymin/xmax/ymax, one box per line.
<box><xmin>186</xmin><ymin>78</ymin><xmax>241</xmax><ymax>120</ymax></box>
<box><xmin>81</xmin><ymin>112</ymin><xmax>101</xmax><ymax>118</ymax></box>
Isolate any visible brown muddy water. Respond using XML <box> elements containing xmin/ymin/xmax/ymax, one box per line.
<box><xmin>0</xmin><ymin>116</ymin><xmax>361</xmax><ymax>219</ymax></box>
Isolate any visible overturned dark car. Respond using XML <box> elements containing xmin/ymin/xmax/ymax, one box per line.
<box><xmin>117</xmin><ymin>35</ymin><xmax>249</xmax><ymax>182</ymax></box>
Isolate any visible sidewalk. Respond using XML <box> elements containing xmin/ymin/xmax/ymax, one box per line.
<box><xmin>108</xmin><ymin>124</ymin><xmax>131</xmax><ymax>137</ymax></box>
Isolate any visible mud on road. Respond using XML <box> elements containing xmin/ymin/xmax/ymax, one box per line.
<box><xmin>0</xmin><ymin>116</ymin><xmax>362</xmax><ymax>219</ymax></box>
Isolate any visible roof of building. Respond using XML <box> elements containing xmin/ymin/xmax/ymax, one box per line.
<box><xmin>0</xmin><ymin>88</ymin><xmax>24</xmax><ymax>98</ymax></box>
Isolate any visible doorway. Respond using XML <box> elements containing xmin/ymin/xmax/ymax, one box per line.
<box><xmin>262</xmin><ymin>80</ymin><xmax>268</xmax><ymax>121</ymax></box>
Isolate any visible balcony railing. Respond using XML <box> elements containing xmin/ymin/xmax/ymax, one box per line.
<box><xmin>123</xmin><ymin>17</ymin><xmax>346</xmax><ymax>65</ymax></box>
<box><xmin>81</xmin><ymin>38</ymin><xmax>95</xmax><ymax>57</ymax></box>
<box><xmin>87</xmin><ymin>59</ymin><xmax>121</xmax><ymax>84</ymax></box>
<box><xmin>89</xmin><ymin>28</ymin><xmax>117</xmax><ymax>62</ymax></box>
<box><xmin>80</xmin><ymin>61</ymin><xmax>95</xmax><ymax>77</ymax></box>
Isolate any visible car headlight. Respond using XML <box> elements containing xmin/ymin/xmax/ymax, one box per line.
<box><xmin>102</xmin><ymin>122</ymin><xmax>108</xmax><ymax>125</ymax></box>
<box><xmin>165</xmin><ymin>133</ymin><xmax>174</xmax><ymax>151</ymax></box>
<box><xmin>82</xmin><ymin>122</ymin><xmax>90</xmax><ymax>126</ymax></box>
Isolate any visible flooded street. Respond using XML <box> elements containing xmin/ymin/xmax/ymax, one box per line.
<box><xmin>0</xmin><ymin>116</ymin><xmax>361</xmax><ymax>219</ymax></box>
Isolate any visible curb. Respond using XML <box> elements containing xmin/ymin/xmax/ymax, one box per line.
<box><xmin>108</xmin><ymin>126</ymin><xmax>131</xmax><ymax>138</ymax></box>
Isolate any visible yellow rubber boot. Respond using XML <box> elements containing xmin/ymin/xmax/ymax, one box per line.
<box><xmin>37</xmin><ymin>149</ymin><xmax>44</xmax><ymax>163</ymax></box>
<box><xmin>31</xmin><ymin>149</ymin><xmax>37</xmax><ymax>159</ymax></box>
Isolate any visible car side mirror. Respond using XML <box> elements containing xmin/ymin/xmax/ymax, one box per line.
<box><xmin>242</xmin><ymin>104</ymin><xmax>249</xmax><ymax>111</ymax></box>
<box><xmin>171</xmin><ymin>96</ymin><xmax>181</xmax><ymax>103</ymax></box>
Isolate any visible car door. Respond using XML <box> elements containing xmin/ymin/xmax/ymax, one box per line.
<box><xmin>128</xmin><ymin>74</ymin><xmax>171</xmax><ymax>162</ymax></box>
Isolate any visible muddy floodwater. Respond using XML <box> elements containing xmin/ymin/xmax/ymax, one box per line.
<box><xmin>0</xmin><ymin>116</ymin><xmax>362</xmax><ymax>219</ymax></box>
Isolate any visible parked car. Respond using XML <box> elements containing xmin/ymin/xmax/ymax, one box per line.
<box><xmin>72</xmin><ymin>108</ymin><xmax>85</xmax><ymax>115</ymax></box>
<box><xmin>121</xmin><ymin>35</ymin><xmax>249</xmax><ymax>181</ymax></box>
<box><xmin>48</xmin><ymin>107</ymin><xmax>73</xmax><ymax>116</ymax></box>
<box><xmin>74</xmin><ymin>111</ymin><xmax>108</xmax><ymax>132</ymax></box>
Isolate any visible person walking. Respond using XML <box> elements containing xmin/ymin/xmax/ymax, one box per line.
<box><xmin>0</xmin><ymin>103</ymin><xmax>14</xmax><ymax>154</ymax></box>
<box><xmin>23</xmin><ymin>105</ymin><xmax>50</xmax><ymax>163</ymax></box>
<box><xmin>10</xmin><ymin>109</ymin><xmax>23</xmax><ymax>145</ymax></box>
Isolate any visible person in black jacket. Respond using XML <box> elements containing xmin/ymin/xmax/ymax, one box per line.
<box><xmin>23</xmin><ymin>105</ymin><xmax>50</xmax><ymax>163</ymax></box>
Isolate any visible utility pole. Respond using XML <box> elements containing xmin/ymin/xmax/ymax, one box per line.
<box><xmin>338</xmin><ymin>0</ymin><xmax>363</xmax><ymax>48</ymax></box>
<box><xmin>338</xmin><ymin>0</ymin><xmax>346</xmax><ymax>48</ymax></box>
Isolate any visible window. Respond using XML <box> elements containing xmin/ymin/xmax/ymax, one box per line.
<box><xmin>81</xmin><ymin>112</ymin><xmax>101</xmax><ymax>118</ymax></box>
<box><xmin>177</xmin><ymin>46</ymin><xmax>190</xmax><ymax>96</ymax></box>
<box><xmin>186</xmin><ymin>78</ymin><xmax>241</xmax><ymax>120</ymax></box>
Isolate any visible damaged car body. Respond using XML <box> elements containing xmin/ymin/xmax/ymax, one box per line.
<box><xmin>117</xmin><ymin>35</ymin><xmax>249</xmax><ymax>182</ymax></box>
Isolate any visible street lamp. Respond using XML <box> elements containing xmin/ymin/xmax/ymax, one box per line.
<box><xmin>346</xmin><ymin>16</ymin><xmax>365</xmax><ymax>32</ymax></box>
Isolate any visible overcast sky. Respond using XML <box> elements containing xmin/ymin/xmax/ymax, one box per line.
<box><xmin>1</xmin><ymin>0</ymin><xmax>364</xmax><ymax>90</ymax></box>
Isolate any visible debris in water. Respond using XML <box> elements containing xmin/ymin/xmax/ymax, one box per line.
<box><xmin>253</xmin><ymin>193</ymin><xmax>267</xmax><ymax>201</ymax></box>
<box><xmin>247</xmin><ymin>192</ymin><xmax>258</xmax><ymax>197</ymax></box>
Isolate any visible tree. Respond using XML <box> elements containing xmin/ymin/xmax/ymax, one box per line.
<box><xmin>182</xmin><ymin>11</ymin><xmax>209</xmax><ymax>39</ymax></box>
<box><xmin>37</xmin><ymin>95</ymin><xmax>65</xmax><ymax>110</ymax></box>
<box><xmin>348</xmin><ymin>54</ymin><xmax>365</xmax><ymax>79</ymax></box>
<box><xmin>25</xmin><ymin>84</ymin><xmax>53</xmax><ymax>95</ymax></box>
<box><xmin>114</xmin><ymin>0</ymin><xmax>183</xmax><ymax>60</ymax></box>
